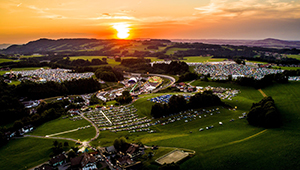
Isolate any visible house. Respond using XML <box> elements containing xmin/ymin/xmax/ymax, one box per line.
<box><xmin>34</xmin><ymin>164</ymin><xmax>54</xmax><ymax>170</ymax></box>
<box><xmin>70</xmin><ymin>152</ymin><xmax>97</xmax><ymax>170</ymax></box>
<box><xmin>126</xmin><ymin>144</ymin><xmax>139</xmax><ymax>155</ymax></box>
<box><xmin>49</xmin><ymin>153</ymin><xmax>67</xmax><ymax>167</ymax></box>
<box><xmin>106</xmin><ymin>145</ymin><xmax>116</xmax><ymax>154</ymax></box>
<box><xmin>22</xmin><ymin>125</ymin><xmax>34</xmax><ymax>133</ymax></box>
<box><xmin>117</xmin><ymin>155</ymin><xmax>134</xmax><ymax>166</ymax></box>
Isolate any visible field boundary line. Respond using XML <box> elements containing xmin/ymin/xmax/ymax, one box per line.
<box><xmin>208</xmin><ymin>129</ymin><xmax>267</xmax><ymax>151</ymax></box>
<box><xmin>258</xmin><ymin>89</ymin><xmax>267</xmax><ymax>97</ymax></box>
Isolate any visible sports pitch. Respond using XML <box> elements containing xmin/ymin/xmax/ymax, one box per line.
<box><xmin>156</xmin><ymin>150</ymin><xmax>190</xmax><ymax>165</ymax></box>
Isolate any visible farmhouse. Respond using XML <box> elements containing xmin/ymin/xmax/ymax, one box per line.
<box><xmin>70</xmin><ymin>152</ymin><xmax>97</xmax><ymax>170</ymax></box>
<box><xmin>49</xmin><ymin>153</ymin><xmax>67</xmax><ymax>167</ymax></box>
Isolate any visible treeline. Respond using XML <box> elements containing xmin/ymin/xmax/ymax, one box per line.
<box><xmin>0</xmin><ymin>81</ymin><xmax>27</xmax><ymax>125</ymax></box>
<box><xmin>94</xmin><ymin>66</ymin><xmax>124</xmax><ymax>82</ymax></box>
<box><xmin>0</xmin><ymin>99</ymin><xmax>70</xmax><ymax>147</ymax></box>
<box><xmin>121</xmin><ymin>60</ymin><xmax>189</xmax><ymax>75</ymax></box>
<box><xmin>235</xmin><ymin>73</ymin><xmax>288</xmax><ymax>89</ymax></box>
<box><xmin>177</xmin><ymin>72</ymin><xmax>199</xmax><ymax>82</ymax></box>
<box><xmin>151</xmin><ymin>91</ymin><xmax>223</xmax><ymax>118</ymax></box>
<box><xmin>16</xmin><ymin>78</ymin><xmax>102</xmax><ymax>99</ymax></box>
<box><xmin>247</xmin><ymin>96</ymin><xmax>281</xmax><ymax>128</ymax></box>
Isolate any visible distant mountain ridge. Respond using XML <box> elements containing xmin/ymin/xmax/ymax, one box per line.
<box><xmin>0</xmin><ymin>44</ymin><xmax>12</xmax><ymax>50</ymax></box>
<box><xmin>1</xmin><ymin>38</ymin><xmax>300</xmax><ymax>55</ymax></box>
<box><xmin>171</xmin><ymin>38</ymin><xmax>300</xmax><ymax>49</ymax></box>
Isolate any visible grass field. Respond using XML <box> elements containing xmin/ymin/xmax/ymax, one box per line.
<box><xmin>0</xmin><ymin>58</ymin><xmax>18</xmax><ymax>63</ymax></box>
<box><xmin>67</xmin><ymin>56</ymin><xmax>163</xmax><ymax>66</ymax></box>
<box><xmin>272</xmin><ymin>66</ymin><xmax>300</xmax><ymax>70</ymax></box>
<box><xmin>30</xmin><ymin>116</ymin><xmax>95</xmax><ymax>141</ymax></box>
<box><xmin>0</xmin><ymin>138</ymin><xmax>73</xmax><ymax>170</ymax></box>
<box><xmin>287</xmin><ymin>54</ymin><xmax>300</xmax><ymax>60</ymax></box>
<box><xmin>165</xmin><ymin>48</ymin><xmax>189</xmax><ymax>55</ymax></box>
<box><xmin>179</xmin><ymin>56</ymin><xmax>225</xmax><ymax>63</ymax></box>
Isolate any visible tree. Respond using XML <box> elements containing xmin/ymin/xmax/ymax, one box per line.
<box><xmin>64</xmin><ymin>141</ymin><xmax>69</xmax><ymax>147</ymax></box>
<box><xmin>13</xmin><ymin>120</ymin><xmax>23</xmax><ymax>130</ymax></box>
<box><xmin>247</xmin><ymin>96</ymin><xmax>281</xmax><ymax>128</ymax></box>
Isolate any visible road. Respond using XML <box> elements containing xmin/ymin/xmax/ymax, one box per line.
<box><xmin>148</xmin><ymin>73</ymin><xmax>176</xmax><ymax>93</ymax></box>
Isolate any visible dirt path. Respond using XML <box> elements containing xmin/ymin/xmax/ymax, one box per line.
<box><xmin>45</xmin><ymin>128</ymin><xmax>78</xmax><ymax>137</ymax></box>
<box><xmin>258</xmin><ymin>89</ymin><xmax>267</xmax><ymax>97</ymax></box>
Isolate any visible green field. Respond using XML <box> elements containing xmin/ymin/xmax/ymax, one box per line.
<box><xmin>67</xmin><ymin>56</ymin><xmax>163</xmax><ymax>66</ymax></box>
<box><xmin>179</xmin><ymin>56</ymin><xmax>225</xmax><ymax>63</ymax></box>
<box><xmin>20</xmin><ymin>55</ymin><xmax>43</xmax><ymax>58</ymax></box>
<box><xmin>0</xmin><ymin>138</ymin><xmax>73</xmax><ymax>170</ymax></box>
<box><xmin>165</xmin><ymin>48</ymin><xmax>189</xmax><ymax>55</ymax></box>
<box><xmin>0</xmin><ymin>58</ymin><xmax>19</xmax><ymax>63</ymax></box>
<box><xmin>287</xmin><ymin>54</ymin><xmax>300</xmax><ymax>60</ymax></box>
<box><xmin>272</xmin><ymin>66</ymin><xmax>300</xmax><ymax>70</ymax></box>
<box><xmin>30</xmin><ymin>116</ymin><xmax>95</xmax><ymax>141</ymax></box>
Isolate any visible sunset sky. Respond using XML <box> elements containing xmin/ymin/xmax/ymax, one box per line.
<box><xmin>1</xmin><ymin>0</ymin><xmax>300</xmax><ymax>44</ymax></box>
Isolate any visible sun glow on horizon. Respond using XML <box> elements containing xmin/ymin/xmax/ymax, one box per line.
<box><xmin>112</xmin><ymin>23</ymin><xmax>130</xmax><ymax>39</ymax></box>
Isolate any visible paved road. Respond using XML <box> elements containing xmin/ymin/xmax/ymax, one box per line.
<box><xmin>148</xmin><ymin>73</ymin><xmax>176</xmax><ymax>93</ymax></box>
<box><xmin>79</xmin><ymin>113</ymin><xmax>100</xmax><ymax>144</ymax></box>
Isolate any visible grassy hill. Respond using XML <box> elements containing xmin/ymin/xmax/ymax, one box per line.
<box><xmin>2</xmin><ymin>81</ymin><xmax>300</xmax><ymax>170</ymax></box>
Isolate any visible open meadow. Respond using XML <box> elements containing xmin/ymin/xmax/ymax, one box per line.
<box><xmin>0</xmin><ymin>138</ymin><xmax>73</xmax><ymax>170</ymax></box>
<box><xmin>30</xmin><ymin>116</ymin><xmax>95</xmax><ymax>141</ymax></box>
<box><xmin>179</xmin><ymin>56</ymin><xmax>226</xmax><ymax>63</ymax></box>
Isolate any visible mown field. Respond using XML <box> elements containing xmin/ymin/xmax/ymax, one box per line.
<box><xmin>0</xmin><ymin>58</ymin><xmax>18</xmax><ymax>63</ymax></box>
<box><xmin>0</xmin><ymin>138</ymin><xmax>73</xmax><ymax>170</ymax></box>
<box><xmin>30</xmin><ymin>116</ymin><xmax>95</xmax><ymax>141</ymax></box>
<box><xmin>179</xmin><ymin>56</ymin><xmax>225</xmax><ymax>63</ymax></box>
<box><xmin>287</xmin><ymin>54</ymin><xmax>300</xmax><ymax>60</ymax></box>
<box><xmin>66</xmin><ymin>56</ymin><xmax>163</xmax><ymax>66</ymax></box>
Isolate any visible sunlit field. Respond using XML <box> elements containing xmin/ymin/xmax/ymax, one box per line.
<box><xmin>0</xmin><ymin>138</ymin><xmax>73</xmax><ymax>170</ymax></box>
<box><xmin>179</xmin><ymin>56</ymin><xmax>226</xmax><ymax>63</ymax></box>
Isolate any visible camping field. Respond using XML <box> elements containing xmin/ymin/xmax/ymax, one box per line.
<box><xmin>0</xmin><ymin>67</ymin><xmax>49</xmax><ymax>75</ymax></box>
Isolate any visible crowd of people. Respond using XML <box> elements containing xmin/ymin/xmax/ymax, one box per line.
<box><xmin>14</xmin><ymin>68</ymin><xmax>94</xmax><ymax>83</ymax></box>
<box><xmin>194</xmin><ymin>63</ymin><xmax>284</xmax><ymax>80</ymax></box>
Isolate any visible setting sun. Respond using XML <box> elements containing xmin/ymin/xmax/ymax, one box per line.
<box><xmin>112</xmin><ymin>23</ymin><xmax>130</xmax><ymax>39</ymax></box>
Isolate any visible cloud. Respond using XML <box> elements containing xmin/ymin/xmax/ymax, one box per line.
<box><xmin>89</xmin><ymin>13</ymin><xmax>136</xmax><ymax>20</ymax></box>
<box><xmin>27</xmin><ymin>5</ymin><xmax>67</xmax><ymax>19</ymax></box>
<box><xmin>194</xmin><ymin>0</ymin><xmax>300</xmax><ymax>19</ymax></box>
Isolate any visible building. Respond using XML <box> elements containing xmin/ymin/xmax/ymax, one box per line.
<box><xmin>70</xmin><ymin>152</ymin><xmax>97</xmax><ymax>170</ymax></box>
<box><xmin>49</xmin><ymin>153</ymin><xmax>67</xmax><ymax>167</ymax></box>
